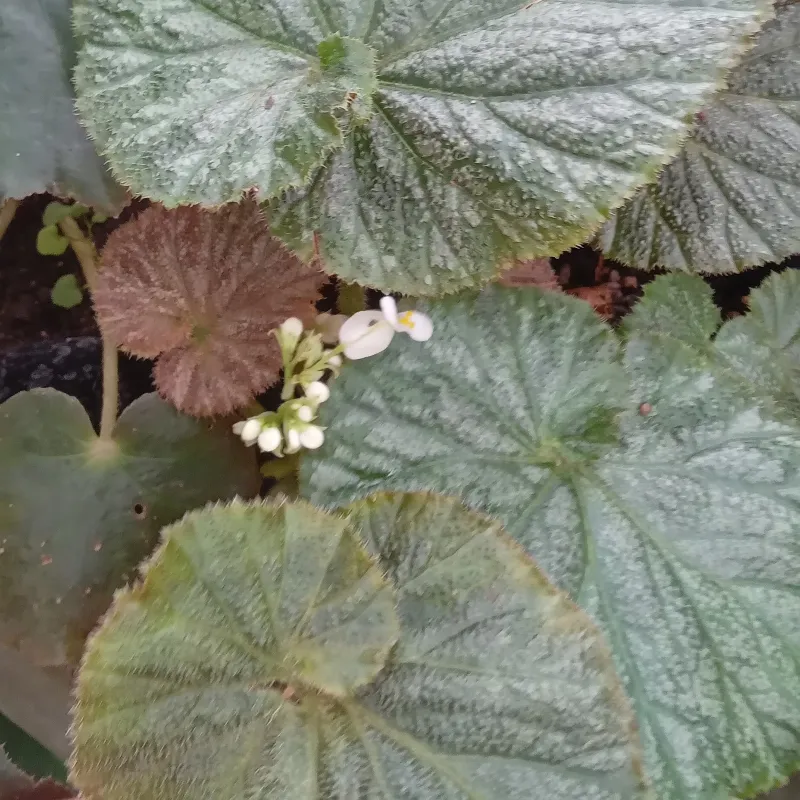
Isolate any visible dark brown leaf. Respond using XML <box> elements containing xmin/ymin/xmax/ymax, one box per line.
<box><xmin>93</xmin><ymin>202</ymin><xmax>324</xmax><ymax>416</ymax></box>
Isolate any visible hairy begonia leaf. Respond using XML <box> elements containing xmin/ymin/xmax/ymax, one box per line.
<box><xmin>71</xmin><ymin>494</ymin><xmax>645</xmax><ymax>800</ymax></box>
<box><xmin>601</xmin><ymin>0</ymin><xmax>800</xmax><ymax>273</ymax></box>
<box><xmin>0</xmin><ymin>1</ymin><xmax>125</xmax><ymax>211</ymax></box>
<box><xmin>72</xmin><ymin>5</ymin><xmax>377</xmax><ymax>206</ymax></box>
<box><xmin>302</xmin><ymin>287</ymin><xmax>800</xmax><ymax>799</ymax></box>
<box><xmin>0</xmin><ymin>389</ymin><xmax>259</xmax><ymax>667</ymax></box>
<box><xmin>629</xmin><ymin>270</ymin><xmax>800</xmax><ymax>420</ymax></box>
<box><xmin>92</xmin><ymin>202</ymin><xmax>323</xmax><ymax>417</ymax></box>
<box><xmin>74</xmin><ymin>0</ymin><xmax>769</xmax><ymax>294</ymax></box>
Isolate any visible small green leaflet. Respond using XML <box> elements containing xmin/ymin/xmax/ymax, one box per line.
<box><xmin>74</xmin><ymin>0</ymin><xmax>769</xmax><ymax>294</ymax></box>
<box><xmin>0</xmin><ymin>389</ymin><xmax>259</xmax><ymax>667</ymax></box>
<box><xmin>302</xmin><ymin>286</ymin><xmax>800</xmax><ymax>799</ymax></box>
<box><xmin>71</xmin><ymin>494</ymin><xmax>646</xmax><ymax>800</ymax></box>
<box><xmin>601</xmin><ymin>0</ymin><xmax>800</xmax><ymax>274</ymax></box>
<box><xmin>0</xmin><ymin>0</ymin><xmax>126</xmax><ymax>210</ymax></box>
<box><xmin>51</xmin><ymin>275</ymin><xmax>84</xmax><ymax>309</ymax></box>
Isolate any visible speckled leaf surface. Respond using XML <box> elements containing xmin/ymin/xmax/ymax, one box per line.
<box><xmin>73</xmin><ymin>2</ymin><xmax>377</xmax><ymax>205</ymax></box>
<box><xmin>601</xmin><ymin>0</ymin><xmax>800</xmax><ymax>273</ymax></box>
<box><xmin>302</xmin><ymin>287</ymin><xmax>800</xmax><ymax>799</ymax></box>
<box><xmin>630</xmin><ymin>270</ymin><xmax>800</xmax><ymax>420</ymax></box>
<box><xmin>715</xmin><ymin>270</ymin><xmax>800</xmax><ymax>416</ymax></box>
<box><xmin>71</xmin><ymin>494</ymin><xmax>645</xmax><ymax>800</ymax></box>
<box><xmin>0</xmin><ymin>389</ymin><xmax>259</xmax><ymax>667</ymax></box>
<box><xmin>75</xmin><ymin>0</ymin><xmax>768</xmax><ymax>293</ymax></box>
<box><xmin>0</xmin><ymin>0</ymin><xmax>126</xmax><ymax>211</ymax></box>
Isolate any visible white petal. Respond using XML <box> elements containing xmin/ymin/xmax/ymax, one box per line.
<box><xmin>405</xmin><ymin>311</ymin><xmax>434</xmax><ymax>342</ymax></box>
<box><xmin>280</xmin><ymin>317</ymin><xmax>303</xmax><ymax>337</ymax></box>
<box><xmin>300</xmin><ymin>426</ymin><xmax>325</xmax><ymax>449</ymax></box>
<box><xmin>325</xmin><ymin>352</ymin><xmax>342</xmax><ymax>367</ymax></box>
<box><xmin>232</xmin><ymin>421</ymin><xmax>245</xmax><ymax>435</ymax></box>
<box><xmin>240</xmin><ymin>418</ymin><xmax>263</xmax><ymax>445</ymax></box>
<box><xmin>379</xmin><ymin>295</ymin><xmax>399</xmax><ymax>328</ymax></box>
<box><xmin>339</xmin><ymin>311</ymin><xmax>395</xmax><ymax>359</ymax></box>
<box><xmin>305</xmin><ymin>381</ymin><xmax>330</xmax><ymax>403</ymax></box>
<box><xmin>284</xmin><ymin>428</ymin><xmax>301</xmax><ymax>453</ymax></box>
<box><xmin>257</xmin><ymin>427</ymin><xmax>282</xmax><ymax>453</ymax></box>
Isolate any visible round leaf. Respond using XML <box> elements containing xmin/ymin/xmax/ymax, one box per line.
<box><xmin>0</xmin><ymin>0</ymin><xmax>126</xmax><ymax>211</ymax></box>
<box><xmin>0</xmin><ymin>389</ymin><xmax>259</xmax><ymax>667</ymax></box>
<box><xmin>50</xmin><ymin>275</ymin><xmax>84</xmax><ymax>310</ymax></box>
<box><xmin>73</xmin><ymin>5</ymin><xmax>378</xmax><ymax>206</ymax></box>
<box><xmin>601</xmin><ymin>0</ymin><xmax>800</xmax><ymax>273</ymax></box>
<box><xmin>74</xmin><ymin>0</ymin><xmax>769</xmax><ymax>294</ymax></box>
<box><xmin>302</xmin><ymin>287</ymin><xmax>800</xmax><ymax>798</ymax></box>
<box><xmin>71</xmin><ymin>494</ymin><xmax>645</xmax><ymax>800</ymax></box>
<box><xmin>35</xmin><ymin>227</ymin><xmax>69</xmax><ymax>257</ymax></box>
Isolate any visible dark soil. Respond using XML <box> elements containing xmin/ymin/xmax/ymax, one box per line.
<box><xmin>0</xmin><ymin>195</ymin><xmax>152</xmax><ymax>427</ymax></box>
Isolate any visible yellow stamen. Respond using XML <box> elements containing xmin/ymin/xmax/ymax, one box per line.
<box><xmin>398</xmin><ymin>310</ymin><xmax>415</xmax><ymax>329</ymax></box>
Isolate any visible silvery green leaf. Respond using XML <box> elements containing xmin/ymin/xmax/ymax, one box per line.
<box><xmin>303</xmin><ymin>287</ymin><xmax>800</xmax><ymax>798</ymax></box>
<box><xmin>74</xmin><ymin>0</ymin><xmax>769</xmax><ymax>293</ymax></box>
<box><xmin>601</xmin><ymin>1</ymin><xmax>800</xmax><ymax>273</ymax></box>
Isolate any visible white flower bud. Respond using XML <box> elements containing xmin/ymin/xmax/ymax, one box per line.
<box><xmin>257</xmin><ymin>426</ymin><xmax>282</xmax><ymax>453</ymax></box>
<box><xmin>280</xmin><ymin>317</ymin><xmax>303</xmax><ymax>338</ymax></box>
<box><xmin>305</xmin><ymin>381</ymin><xmax>330</xmax><ymax>403</ymax></box>
<box><xmin>240</xmin><ymin>418</ymin><xmax>263</xmax><ymax>445</ymax></box>
<box><xmin>300</xmin><ymin>425</ymin><xmax>325</xmax><ymax>450</ymax></box>
<box><xmin>284</xmin><ymin>428</ymin><xmax>301</xmax><ymax>454</ymax></box>
<box><xmin>326</xmin><ymin>352</ymin><xmax>343</xmax><ymax>367</ymax></box>
<box><xmin>296</xmin><ymin>404</ymin><xmax>314</xmax><ymax>423</ymax></box>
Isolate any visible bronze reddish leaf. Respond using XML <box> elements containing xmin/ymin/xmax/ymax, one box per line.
<box><xmin>93</xmin><ymin>202</ymin><xmax>324</xmax><ymax>416</ymax></box>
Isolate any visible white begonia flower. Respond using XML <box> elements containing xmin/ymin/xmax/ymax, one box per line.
<box><xmin>380</xmin><ymin>295</ymin><xmax>434</xmax><ymax>342</ymax></box>
<box><xmin>339</xmin><ymin>296</ymin><xmax>433</xmax><ymax>359</ymax></box>
<box><xmin>257</xmin><ymin>426</ymin><xmax>282</xmax><ymax>453</ymax></box>
<box><xmin>280</xmin><ymin>317</ymin><xmax>303</xmax><ymax>337</ymax></box>
<box><xmin>236</xmin><ymin>418</ymin><xmax>262</xmax><ymax>446</ymax></box>
<box><xmin>305</xmin><ymin>381</ymin><xmax>330</xmax><ymax>403</ymax></box>
<box><xmin>284</xmin><ymin>428</ymin><xmax>301</xmax><ymax>454</ymax></box>
<box><xmin>300</xmin><ymin>425</ymin><xmax>325</xmax><ymax>450</ymax></box>
<box><xmin>326</xmin><ymin>352</ymin><xmax>343</xmax><ymax>368</ymax></box>
<box><xmin>296</xmin><ymin>404</ymin><xmax>314</xmax><ymax>423</ymax></box>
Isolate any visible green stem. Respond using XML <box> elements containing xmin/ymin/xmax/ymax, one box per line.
<box><xmin>0</xmin><ymin>198</ymin><xmax>20</xmax><ymax>245</ymax></box>
<box><xmin>59</xmin><ymin>216</ymin><xmax>118</xmax><ymax>440</ymax></box>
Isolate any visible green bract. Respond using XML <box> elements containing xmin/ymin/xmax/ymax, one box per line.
<box><xmin>0</xmin><ymin>389</ymin><xmax>259</xmax><ymax>667</ymax></box>
<box><xmin>74</xmin><ymin>0</ymin><xmax>769</xmax><ymax>294</ymax></box>
<box><xmin>302</xmin><ymin>286</ymin><xmax>800</xmax><ymax>799</ymax></box>
<box><xmin>71</xmin><ymin>494</ymin><xmax>646</xmax><ymax>800</ymax></box>
<box><xmin>0</xmin><ymin>0</ymin><xmax>125</xmax><ymax>210</ymax></box>
<box><xmin>601</xmin><ymin>0</ymin><xmax>800</xmax><ymax>274</ymax></box>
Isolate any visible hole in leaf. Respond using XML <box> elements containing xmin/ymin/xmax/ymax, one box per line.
<box><xmin>133</xmin><ymin>503</ymin><xmax>147</xmax><ymax>519</ymax></box>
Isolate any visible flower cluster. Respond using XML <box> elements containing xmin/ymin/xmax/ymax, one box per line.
<box><xmin>233</xmin><ymin>296</ymin><xmax>433</xmax><ymax>456</ymax></box>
